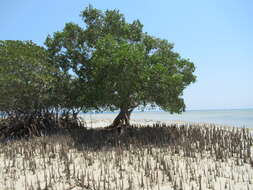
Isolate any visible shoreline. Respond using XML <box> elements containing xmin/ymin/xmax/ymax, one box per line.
<box><xmin>82</xmin><ymin>118</ymin><xmax>253</xmax><ymax>132</ymax></box>
<box><xmin>82</xmin><ymin>109</ymin><xmax>253</xmax><ymax>129</ymax></box>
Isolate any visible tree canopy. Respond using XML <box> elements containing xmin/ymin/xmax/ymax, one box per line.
<box><xmin>45</xmin><ymin>5</ymin><xmax>196</xmax><ymax>126</ymax></box>
<box><xmin>0</xmin><ymin>40</ymin><xmax>58</xmax><ymax>117</ymax></box>
<box><xmin>0</xmin><ymin>40</ymin><xmax>87</xmax><ymax>138</ymax></box>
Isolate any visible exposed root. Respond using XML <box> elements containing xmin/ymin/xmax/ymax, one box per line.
<box><xmin>0</xmin><ymin>114</ymin><xmax>85</xmax><ymax>140</ymax></box>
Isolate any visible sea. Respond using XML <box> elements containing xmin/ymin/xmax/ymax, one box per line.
<box><xmin>84</xmin><ymin>109</ymin><xmax>253</xmax><ymax>128</ymax></box>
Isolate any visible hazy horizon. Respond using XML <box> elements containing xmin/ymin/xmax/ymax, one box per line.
<box><xmin>93</xmin><ymin>107</ymin><xmax>253</xmax><ymax>113</ymax></box>
<box><xmin>86</xmin><ymin>108</ymin><xmax>253</xmax><ymax>128</ymax></box>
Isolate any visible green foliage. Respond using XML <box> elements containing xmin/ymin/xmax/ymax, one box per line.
<box><xmin>0</xmin><ymin>41</ymin><xmax>87</xmax><ymax>138</ymax></box>
<box><xmin>0</xmin><ymin>40</ymin><xmax>58</xmax><ymax>115</ymax></box>
<box><xmin>46</xmin><ymin>5</ymin><xmax>196</xmax><ymax>120</ymax></box>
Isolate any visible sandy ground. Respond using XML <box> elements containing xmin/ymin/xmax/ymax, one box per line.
<box><xmin>83</xmin><ymin>118</ymin><xmax>190</xmax><ymax>128</ymax></box>
<box><xmin>0</xmin><ymin>119</ymin><xmax>252</xmax><ymax>190</ymax></box>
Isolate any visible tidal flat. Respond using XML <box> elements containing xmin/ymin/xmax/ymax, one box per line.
<box><xmin>0</xmin><ymin>120</ymin><xmax>253</xmax><ymax>190</ymax></box>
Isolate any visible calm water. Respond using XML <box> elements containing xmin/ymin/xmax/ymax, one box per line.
<box><xmin>85</xmin><ymin>109</ymin><xmax>253</xmax><ymax>128</ymax></box>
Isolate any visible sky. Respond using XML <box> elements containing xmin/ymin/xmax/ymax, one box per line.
<box><xmin>1</xmin><ymin>0</ymin><xmax>252</xmax><ymax>110</ymax></box>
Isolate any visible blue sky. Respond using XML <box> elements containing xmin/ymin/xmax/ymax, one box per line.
<box><xmin>1</xmin><ymin>0</ymin><xmax>252</xmax><ymax>110</ymax></box>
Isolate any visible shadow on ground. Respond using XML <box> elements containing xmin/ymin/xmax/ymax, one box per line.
<box><xmin>62</xmin><ymin>123</ymin><xmax>253</xmax><ymax>162</ymax></box>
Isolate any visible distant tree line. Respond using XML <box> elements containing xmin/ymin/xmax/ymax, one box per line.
<box><xmin>0</xmin><ymin>5</ymin><xmax>196</xmax><ymax>137</ymax></box>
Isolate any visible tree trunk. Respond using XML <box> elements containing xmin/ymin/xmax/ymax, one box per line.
<box><xmin>111</xmin><ymin>107</ymin><xmax>133</xmax><ymax>128</ymax></box>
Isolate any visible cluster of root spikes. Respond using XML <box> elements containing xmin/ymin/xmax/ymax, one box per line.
<box><xmin>81</xmin><ymin>123</ymin><xmax>253</xmax><ymax>163</ymax></box>
<box><xmin>0</xmin><ymin>123</ymin><xmax>253</xmax><ymax>190</ymax></box>
<box><xmin>0</xmin><ymin>114</ymin><xmax>85</xmax><ymax>141</ymax></box>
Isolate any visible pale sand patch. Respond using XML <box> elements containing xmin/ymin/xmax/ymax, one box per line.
<box><xmin>0</xmin><ymin>119</ymin><xmax>252</xmax><ymax>190</ymax></box>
